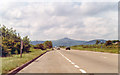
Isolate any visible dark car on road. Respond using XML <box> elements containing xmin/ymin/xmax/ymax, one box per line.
<box><xmin>57</xmin><ymin>47</ymin><xmax>60</xmax><ymax>50</ymax></box>
<box><xmin>66</xmin><ymin>47</ymin><xmax>70</xmax><ymax>50</ymax></box>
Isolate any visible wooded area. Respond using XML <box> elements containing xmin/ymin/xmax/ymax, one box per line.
<box><xmin>1</xmin><ymin>25</ymin><xmax>31</xmax><ymax>57</ymax></box>
<box><xmin>0</xmin><ymin>25</ymin><xmax>53</xmax><ymax>57</ymax></box>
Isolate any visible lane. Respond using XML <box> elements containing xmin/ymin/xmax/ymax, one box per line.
<box><xmin>17</xmin><ymin>50</ymin><xmax>81</xmax><ymax>73</ymax></box>
<box><xmin>57</xmin><ymin>50</ymin><xmax>87</xmax><ymax>73</ymax></box>
<box><xmin>59</xmin><ymin>49</ymin><xmax>118</xmax><ymax>73</ymax></box>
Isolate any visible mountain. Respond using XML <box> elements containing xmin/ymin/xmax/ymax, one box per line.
<box><xmin>52</xmin><ymin>38</ymin><xmax>86</xmax><ymax>47</ymax></box>
<box><xmin>30</xmin><ymin>38</ymin><xmax>106</xmax><ymax>47</ymax></box>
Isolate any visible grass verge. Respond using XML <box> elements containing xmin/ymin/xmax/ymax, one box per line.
<box><xmin>2</xmin><ymin>48</ymin><xmax>49</xmax><ymax>73</ymax></box>
<box><xmin>71</xmin><ymin>46</ymin><xmax>118</xmax><ymax>54</ymax></box>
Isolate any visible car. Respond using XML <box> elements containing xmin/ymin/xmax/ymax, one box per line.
<box><xmin>57</xmin><ymin>47</ymin><xmax>60</xmax><ymax>50</ymax></box>
<box><xmin>66</xmin><ymin>47</ymin><xmax>70</xmax><ymax>50</ymax></box>
<box><xmin>52</xmin><ymin>48</ymin><xmax>54</xmax><ymax>50</ymax></box>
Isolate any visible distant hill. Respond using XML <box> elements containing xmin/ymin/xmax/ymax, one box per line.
<box><xmin>52</xmin><ymin>38</ymin><xmax>86</xmax><ymax>47</ymax></box>
<box><xmin>82</xmin><ymin>39</ymin><xmax>106</xmax><ymax>45</ymax></box>
<box><xmin>30</xmin><ymin>38</ymin><xmax>106</xmax><ymax>47</ymax></box>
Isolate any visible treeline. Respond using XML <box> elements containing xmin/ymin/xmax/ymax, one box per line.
<box><xmin>1</xmin><ymin>25</ymin><xmax>31</xmax><ymax>57</ymax></box>
<box><xmin>72</xmin><ymin>40</ymin><xmax>119</xmax><ymax>49</ymax></box>
<box><xmin>95</xmin><ymin>40</ymin><xmax>119</xmax><ymax>46</ymax></box>
<box><xmin>33</xmin><ymin>41</ymin><xmax>53</xmax><ymax>50</ymax></box>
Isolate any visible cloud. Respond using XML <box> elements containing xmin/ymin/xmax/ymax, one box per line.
<box><xmin>0</xmin><ymin>2</ymin><xmax>118</xmax><ymax>41</ymax></box>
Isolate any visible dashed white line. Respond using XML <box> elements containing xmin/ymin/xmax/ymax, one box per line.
<box><xmin>71</xmin><ymin>62</ymin><xmax>75</xmax><ymax>65</ymax></box>
<box><xmin>79</xmin><ymin>69</ymin><xmax>87</xmax><ymax>73</ymax></box>
<box><xmin>57</xmin><ymin>50</ymin><xmax>87</xmax><ymax>73</ymax></box>
<box><xmin>74</xmin><ymin>65</ymin><xmax>80</xmax><ymax>68</ymax></box>
<box><xmin>103</xmin><ymin>57</ymin><xmax>107</xmax><ymax>58</ymax></box>
<box><xmin>112</xmin><ymin>54</ymin><xmax>116</xmax><ymax>55</ymax></box>
<box><xmin>68</xmin><ymin>60</ymin><xmax>72</xmax><ymax>62</ymax></box>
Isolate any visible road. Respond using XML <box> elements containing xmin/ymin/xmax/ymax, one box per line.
<box><xmin>17</xmin><ymin>49</ymin><xmax>118</xmax><ymax>73</ymax></box>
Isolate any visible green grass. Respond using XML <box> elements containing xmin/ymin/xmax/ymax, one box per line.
<box><xmin>71</xmin><ymin>46</ymin><xmax>118</xmax><ymax>54</ymax></box>
<box><xmin>2</xmin><ymin>48</ymin><xmax>49</xmax><ymax>73</ymax></box>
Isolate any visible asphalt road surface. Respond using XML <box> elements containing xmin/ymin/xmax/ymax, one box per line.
<box><xmin>17</xmin><ymin>49</ymin><xmax>118</xmax><ymax>73</ymax></box>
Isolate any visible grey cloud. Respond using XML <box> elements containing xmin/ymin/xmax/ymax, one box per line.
<box><xmin>1</xmin><ymin>2</ymin><xmax>118</xmax><ymax>41</ymax></box>
<box><xmin>52</xmin><ymin>2</ymin><xmax>117</xmax><ymax>17</ymax></box>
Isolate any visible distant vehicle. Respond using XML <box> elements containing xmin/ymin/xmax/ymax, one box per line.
<box><xmin>52</xmin><ymin>48</ymin><xmax>54</xmax><ymax>50</ymax></box>
<box><xmin>57</xmin><ymin>47</ymin><xmax>60</xmax><ymax>50</ymax></box>
<box><xmin>66</xmin><ymin>47</ymin><xmax>70</xmax><ymax>50</ymax></box>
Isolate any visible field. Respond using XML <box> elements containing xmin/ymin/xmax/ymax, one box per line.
<box><xmin>71</xmin><ymin>44</ymin><xmax>118</xmax><ymax>54</ymax></box>
<box><xmin>2</xmin><ymin>48</ymin><xmax>50</xmax><ymax>73</ymax></box>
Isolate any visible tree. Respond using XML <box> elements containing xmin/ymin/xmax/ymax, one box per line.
<box><xmin>112</xmin><ymin>40</ymin><xmax>119</xmax><ymax>43</ymax></box>
<box><xmin>23</xmin><ymin>36</ymin><xmax>31</xmax><ymax>53</ymax></box>
<box><xmin>96</xmin><ymin>40</ymin><xmax>100</xmax><ymax>45</ymax></box>
<box><xmin>33</xmin><ymin>41</ymin><xmax>53</xmax><ymax>50</ymax></box>
<box><xmin>34</xmin><ymin>44</ymin><xmax>46</xmax><ymax>50</ymax></box>
<box><xmin>105</xmin><ymin>40</ymin><xmax>112</xmax><ymax>46</ymax></box>
<box><xmin>43</xmin><ymin>41</ymin><xmax>53</xmax><ymax>49</ymax></box>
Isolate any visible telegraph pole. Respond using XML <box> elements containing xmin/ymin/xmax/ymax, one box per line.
<box><xmin>20</xmin><ymin>40</ymin><xmax>23</xmax><ymax>58</ymax></box>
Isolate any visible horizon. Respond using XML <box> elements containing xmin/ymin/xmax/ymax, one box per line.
<box><xmin>31</xmin><ymin>37</ymin><xmax>117</xmax><ymax>41</ymax></box>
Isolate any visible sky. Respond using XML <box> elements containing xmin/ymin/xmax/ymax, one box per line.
<box><xmin>0</xmin><ymin>0</ymin><xmax>118</xmax><ymax>41</ymax></box>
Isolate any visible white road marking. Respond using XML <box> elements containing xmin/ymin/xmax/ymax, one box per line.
<box><xmin>92</xmin><ymin>52</ymin><xmax>118</xmax><ymax>56</ymax></box>
<box><xmin>57</xmin><ymin>51</ymin><xmax>87</xmax><ymax>73</ymax></box>
<box><xmin>92</xmin><ymin>51</ymin><xmax>118</xmax><ymax>58</ymax></box>
<box><xmin>93</xmin><ymin>52</ymin><xmax>102</xmax><ymax>53</ymax></box>
<box><xmin>112</xmin><ymin>54</ymin><xmax>118</xmax><ymax>56</ymax></box>
<box><xmin>80</xmin><ymin>51</ymin><xmax>88</xmax><ymax>52</ymax></box>
<box><xmin>103</xmin><ymin>57</ymin><xmax>107</xmax><ymax>58</ymax></box>
<box><xmin>71</xmin><ymin>62</ymin><xmax>75</xmax><ymax>65</ymax></box>
<box><xmin>79</xmin><ymin>69</ymin><xmax>87</xmax><ymax>73</ymax></box>
<box><xmin>68</xmin><ymin>60</ymin><xmax>72</xmax><ymax>62</ymax></box>
<box><xmin>74</xmin><ymin>65</ymin><xmax>80</xmax><ymax>68</ymax></box>
<box><xmin>102</xmin><ymin>53</ymin><xmax>109</xmax><ymax>54</ymax></box>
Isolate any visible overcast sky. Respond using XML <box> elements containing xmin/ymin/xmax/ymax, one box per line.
<box><xmin>0</xmin><ymin>1</ymin><xmax>118</xmax><ymax>41</ymax></box>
